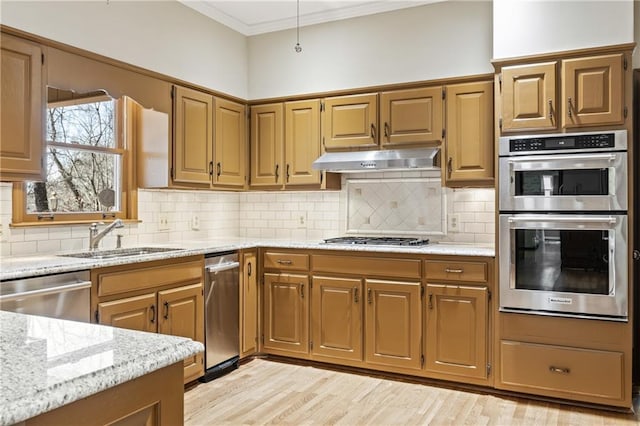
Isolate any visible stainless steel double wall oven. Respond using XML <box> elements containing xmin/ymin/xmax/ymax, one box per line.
<box><xmin>498</xmin><ymin>130</ymin><xmax>629</xmax><ymax>321</ymax></box>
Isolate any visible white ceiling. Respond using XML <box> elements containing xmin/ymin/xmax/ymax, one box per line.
<box><xmin>179</xmin><ymin>1</ymin><xmax>443</xmax><ymax>36</ymax></box>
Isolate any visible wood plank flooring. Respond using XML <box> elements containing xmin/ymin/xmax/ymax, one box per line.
<box><xmin>184</xmin><ymin>359</ymin><xmax>640</xmax><ymax>425</ymax></box>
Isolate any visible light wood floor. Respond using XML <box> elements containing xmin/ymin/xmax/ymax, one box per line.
<box><xmin>184</xmin><ymin>359</ymin><xmax>640</xmax><ymax>425</ymax></box>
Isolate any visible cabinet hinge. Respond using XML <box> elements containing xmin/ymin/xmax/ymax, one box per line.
<box><xmin>442</xmin><ymin>88</ymin><xmax>446</xmax><ymax>100</ymax></box>
<box><xmin>623</xmin><ymin>57</ymin><xmax>628</xmax><ymax>70</ymax></box>
<box><xmin>624</xmin><ymin>106</ymin><xmax>628</xmax><ymax>119</ymax></box>
<box><xmin>94</xmin><ymin>310</ymin><xmax>99</xmax><ymax>323</ymax></box>
<box><xmin>320</xmin><ymin>101</ymin><xmax>325</xmax><ymax>112</ymax></box>
<box><xmin>487</xmin><ymin>363</ymin><xmax>491</xmax><ymax>376</ymax></box>
<box><xmin>499</xmin><ymin>117</ymin><xmax>503</xmax><ymax>130</ymax></box>
<box><xmin>41</xmin><ymin>53</ymin><xmax>45</xmax><ymax>65</ymax></box>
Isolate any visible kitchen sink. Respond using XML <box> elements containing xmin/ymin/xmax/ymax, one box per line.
<box><xmin>59</xmin><ymin>247</ymin><xmax>185</xmax><ymax>260</ymax></box>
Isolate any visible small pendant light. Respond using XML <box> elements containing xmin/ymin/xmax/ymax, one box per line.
<box><xmin>294</xmin><ymin>0</ymin><xmax>302</xmax><ymax>53</ymax></box>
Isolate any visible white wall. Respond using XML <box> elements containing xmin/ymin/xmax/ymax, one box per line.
<box><xmin>0</xmin><ymin>1</ymin><xmax>249</xmax><ymax>98</ymax></box>
<box><xmin>493</xmin><ymin>0</ymin><xmax>635</xmax><ymax>59</ymax></box>
<box><xmin>247</xmin><ymin>1</ymin><xmax>493</xmax><ymax>100</ymax></box>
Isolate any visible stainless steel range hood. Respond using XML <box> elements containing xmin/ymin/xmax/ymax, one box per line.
<box><xmin>311</xmin><ymin>148</ymin><xmax>440</xmax><ymax>172</ymax></box>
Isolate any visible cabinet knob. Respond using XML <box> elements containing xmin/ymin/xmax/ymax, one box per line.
<box><xmin>208</xmin><ymin>161</ymin><xmax>214</xmax><ymax>176</ymax></box>
<box><xmin>275</xmin><ymin>164</ymin><xmax>279</xmax><ymax>182</ymax></box>
<box><xmin>150</xmin><ymin>305</ymin><xmax>156</xmax><ymax>323</ymax></box>
<box><xmin>216</xmin><ymin>162</ymin><xmax>221</xmax><ymax>177</ymax></box>
<box><xmin>286</xmin><ymin>164</ymin><xmax>290</xmax><ymax>182</ymax></box>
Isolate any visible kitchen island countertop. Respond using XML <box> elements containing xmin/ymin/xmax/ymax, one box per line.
<box><xmin>0</xmin><ymin>311</ymin><xmax>203</xmax><ymax>426</ymax></box>
<box><xmin>0</xmin><ymin>238</ymin><xmax>494</xmax><ymax>281</ymax></box>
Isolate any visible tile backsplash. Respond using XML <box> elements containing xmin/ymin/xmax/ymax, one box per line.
<box><xmin>0</xmin><ymin>176</ymin><xmax>495</xmax><ymax>256</ymax></box>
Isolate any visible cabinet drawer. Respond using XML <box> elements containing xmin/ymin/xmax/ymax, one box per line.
<box><xmin>425</xmin><ymin>260</ymin><xmax>487</xmax><ymax>283</ymax></box>
<box><xmin>500</xmin><ymin>340</ymin><xmax>624</xmax><ymax>401</ymax></box>
<box><xmin>313</xmin><ymin>255</ymin><xmax>421</xmax><ymax>279</ymax></box>
<box><xmin>96</xmin><ymin>260</ymin><xmax>203</xmax><ymax>297</ymax></box>
<box><xmin>264</xmin><ymin>252</ymin><xmax>309</xmax><ymax>271</ymax></box>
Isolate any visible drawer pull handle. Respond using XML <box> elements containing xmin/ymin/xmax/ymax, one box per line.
<box><xmin>163</xmin><ymin>301</ymin><xmax>169</xmax><ymax>320</ymax></box>
<box><xmin>549</xmin><ymin>366</ymin><xmax>570</xmax><ymax>374</ymax></box>
<box><xmin>428</xmin><ymin>294</ymin><xmax>433</xmax><ymax>310</ymax></box>
<box><xmin>150</xmin><ymin>305</ymin><xmax>156</xmax><ymax>323</ymax></box>
<box><xmin>300</xmin><ymin>284</ymin><xmax>304</xmax><ymax>299</ymax></box>
<box><xmin>276</xmin><ymin>259</ymin><xmax>293</xmax><ymax>265</ymax></box>
<box><xmin>354</xmin><ymin>287</ymin><xmax>359</xmax><ymax>303</ymax></box>
<box><xmin>367</xmin><ymin>288</ymin><xmax>372</xmax><ymax>304</ymax></box>
<box><xmin>445</xmin><ymin>268</ymin><xmax>464</xmax><ymax>274</ymax></box>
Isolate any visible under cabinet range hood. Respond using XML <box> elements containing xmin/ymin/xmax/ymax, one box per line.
<box><xmin>311</xmin><ymin>148</ymin><xmax>440</xmax><ymax>172</ymax></box>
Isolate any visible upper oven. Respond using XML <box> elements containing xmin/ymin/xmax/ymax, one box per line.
<box><xmin>499</xmin><ymin>130</ymin><xmax>628</xmax><ymax>212</ymax></box>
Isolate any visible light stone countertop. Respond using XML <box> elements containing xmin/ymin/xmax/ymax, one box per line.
<box><xmin>0</xmin><ymin>237</ymin><xmax>495</xmax><ymax>281</ymax></box>
<box><xmin>0</xmin><ymin>310</ymin><xmax>203</xmax><ymax>426</ymax></box>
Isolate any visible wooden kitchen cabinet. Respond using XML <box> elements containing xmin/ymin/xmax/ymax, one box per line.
<box><xmin>444</xmin><ymin>80</ymin><xmax>494</xmax><ymax>186</ymax></box>
<box><xmin>311</xmin><ymin>276</ymin><xmax>363</xmax><ymax>362</ymax></box>
<box><xmin>240</xmin><ymin>250</ymin><xmax>258</xmax><ymax>359</ymax></box>
<box><xmin>500</xmin><ymin>62</ymin><xmax>558</xmax><ymax>132</ymax></box>
<box><xmin>365</xmin><ymin>279</ymin><xmax>422</xmax><ymax>371</ymax></box>
<box><xmin>380</xmin><ymin>87</ymin><xmax>443</xmax><ymax>147</ymax></box>
<box><xmin>250</xmin><ymin>103</ymin><xmax>284</xmax><ymax>187</ymax></box>
<box><xmin>214</xmin><ymin>97</ymin><xmax>247</xmax><ymax>188</ymax></box>
<box><xmin>0</xmin><ymin>33</ymin><xmax>45</xmax><ymax>181</ymax></box>
<box><xmin>262</xmin><ymin>272</ymin><xmax>309</xmax><ymax>356</ymax></box>
<box><xmin>284</xmin><ymin>99</ymin><xmax>322</xmax><ymax>186</ymax></box>
<box><xmin>322</xmin><ymin>93</ymin><xmax>378</xmax><ymax>150</ymax></box>
<box><xmin>561</xmin><ymin>54</ymin><xmax>624</xmax><ymax>128</ymax></box>
<box><xmin>92</xmin><ymin>255</ymin><xmax>205</xmax><ymax>383</ymax></box>
<box><xmin>425</xmin><ymin>284</ymin><xmax>489</xmax><ymax>381</ymax></box>
<box><xmin>172</xmin><ymin>85</ymin><xmax>214</xmax><ymax>185</ymax></box>
<box><xmin>158</xmin><ymin>283</ymin><xmax>204</xmax><ymax>384</ymax></box>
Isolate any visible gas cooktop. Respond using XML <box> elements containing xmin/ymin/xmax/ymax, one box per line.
<box><xmin>323</xmin><ymin>236</ymin><xmax>430</xmax><ymax>246</ymax></box>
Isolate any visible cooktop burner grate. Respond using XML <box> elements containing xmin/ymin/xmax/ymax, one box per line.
<box><xmin>323</xmin><ymin>236</ymin><xmax>429</xmax><ymax>246</ymax></box>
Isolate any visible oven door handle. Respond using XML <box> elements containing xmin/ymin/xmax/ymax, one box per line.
<box><xmin>507</xmin><ymin>215</ymin><xmax>618</xmax><ymax>226</ymax></box>
<box><xmin>507</xmin><ymin>153</ymin><xmax>618</xmax><ymax>170</ymax></box>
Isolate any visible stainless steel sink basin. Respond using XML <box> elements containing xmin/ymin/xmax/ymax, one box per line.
<box><xmin>60</xmin><ymin>247</ymin><xmax>184</xmax><ymax>260</ymax></box>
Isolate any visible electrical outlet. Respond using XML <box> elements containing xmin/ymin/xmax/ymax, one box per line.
<box><xmin>158</xmin><ymin>213</ymin><xmax>170</xmax><ymax>231</ymax></box>
<box><xmin>448</xmin><ymin>213</ymin><xmax>460</xmax><ymax>233</ymax></box>
<box><xmin>191</xmin><ymin>214</ymin><xmax>200</xmax><ymax>230</ymax></box>
<box><xmin>297</xmin><ymin>212</ymin><xmax>307</xmax><ymax>229</ymax></box>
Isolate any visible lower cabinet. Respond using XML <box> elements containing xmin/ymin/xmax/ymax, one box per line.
<box><xmin>365</xmin><ymin>279</ymin><xmax>422</xmax><ymax>371</ymax></box>
<box><xmin>240</xmin><ymin>250</ymin><xmax>258</xmax><ymax>359</ymax></box>
<box><xmin>92</xmin><ymin>256</ymin><xmax>205</xmax><ymax>384</ymax></box>
<box><xmin>424</xmin><ymin>284</ymin><xmax>489</xmax><ymax>382</ymax></box>
<box><xmin>311</xmin><ymin>276</ymin><xmax>363</xmax><ymax>362</ymax></box>
<box><xmin>263</xmin><ymin>272</ymin><xmax>309</xmax><ymax>356</ymax></box>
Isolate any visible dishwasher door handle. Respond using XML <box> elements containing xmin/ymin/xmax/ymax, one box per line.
<box><xmin>206</xmin><ymin>261</ymin><xmax>240</xmax><ymax>273</ymax></box>
<box><xmin>0</xmin><ymin>280</ymin><xmax>92</xmax><ymax>302</ymax></box>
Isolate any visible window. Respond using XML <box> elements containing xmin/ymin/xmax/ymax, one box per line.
<box><xmin>13</xmin><ymin>89</ymin><xmax>137</xmax><ymax>224</ymax></box>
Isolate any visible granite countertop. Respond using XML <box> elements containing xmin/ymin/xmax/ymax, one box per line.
<box><xmin>0</xmin><ymin>237</ymin><xmax>495</xmax><ymax>281</ymax></box>
<box><xmin>0</xmin><ymin>311</ymin><xmax>203</xmax><ymax>426</ymax></box>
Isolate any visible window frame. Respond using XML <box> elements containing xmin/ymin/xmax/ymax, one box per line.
<box><xmin>12</xmin><ymin>96</ymin><xmax>138</xmax><ymax>225</ymax></box>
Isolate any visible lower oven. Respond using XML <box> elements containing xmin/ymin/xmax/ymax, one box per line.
<box><xmin>499</xmin><ymin>213</ymin><xmax>628</xmax><ymax>321</ymax></box>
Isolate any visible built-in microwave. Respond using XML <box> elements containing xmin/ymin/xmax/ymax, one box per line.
<box><xmin>498</xmin><ymin>130</ymin><xmax>627</xmax><ymax>212</ymax></box>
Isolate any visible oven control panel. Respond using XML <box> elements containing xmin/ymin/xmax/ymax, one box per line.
<box><xmin>510</xmin><ymin>133</ymin><xmax>614</xmax><ymax>153</ymax></box>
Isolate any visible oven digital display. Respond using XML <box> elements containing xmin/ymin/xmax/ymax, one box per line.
<box><xmin>545</xmin><ymin>138</ymin><xmax>575</xmax><ymax>149</ymax></box>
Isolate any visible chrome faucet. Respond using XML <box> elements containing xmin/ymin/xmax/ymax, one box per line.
<box><xmin>89</xmin><ymin>219</ymin><xmax>125</xmax><ymax>250</ymax></box>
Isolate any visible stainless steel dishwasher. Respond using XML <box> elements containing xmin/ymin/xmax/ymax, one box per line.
<box><xmin>0</xmin><ymin>270</ymin><xmax>91</xmax><ymax>322</ymax></box>
<box><xmin>201</xmin><ymin>252</ymin><xmax>240</xmax><ymax>382</ymax></box>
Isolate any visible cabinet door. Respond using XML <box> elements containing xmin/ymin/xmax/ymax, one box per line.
<box><xmin>444</xmin><ymin>81</ymin><xmax>494</xmax><ymax>185</ymax></box>
<box><xmin>214</xmin><ymin>97</ymin><xmax>246</xmax><ymax>187</ymax></box>
<box><xmin>562</xmin><ymin>54</ymin><xmax>624</xmax><ymax>128</ymax></box>
<box><xmin>158</xmin><ymin>283</ymin><xmax>204</xmax><ymax>383</ymax></box>
<box><xmin>263</xmin><ymin>273</ymin><xmax>309</xmax><ymax>356</ymax></box>
<box><xmin>323</xmin><ymin>94</ymin><xmax>378</xmax><ymax>150</ymax></box>
<box><xmin>173</xmin><ymin>85</ymin><xmax>213</xmax><ymax>185</ymax></box>
<box><xmin>380</xmin><ymin>87</ymin><xmax>443</xmax><ymax>147</ymax></box>
<box><xmin>97</xmin><ymin>293</ymin><xmax>156</xmax><ymax>332</ymax></box>
<box><xmin>365</xmin><ymin>279</ymin><xmax>421</xmax><ymax>370</ymax></box>
<box><xmin>284</xmin><ymin>99</ymin><xmax>321</xmax><ymax>186</ymax></box>
<box><xmin>501</xmin><ymin>62</ymin><xmax>557</xmax><ymax>132</ymax></box>
<box><xmin>240</xmin><ymin>251</ymin><xmax>258</xmax><ymax>358</ymax></box>
<box><xmin>425</xmin><ymin>284</ymin><xmax>488</xmax><ymax>380</ymax></box>
<box><xmin>311</xmin><ymin>276</ymin><xmax>363</xmax><ymax>362</ymax></box>
<box><xmin>250</xmin><ymin>103</ymin><xmax>283</xmax><ymax>187</ymax></box>
<box><xmin>0</xmin><ymin>33</ymin><xmax>45</xmax><ymax>181</ymax></box>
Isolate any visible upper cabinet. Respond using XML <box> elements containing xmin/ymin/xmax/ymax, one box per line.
<box><xmin>498</xmin><ymin>49</ymin><xmax>630</xmax><ymax>133</ymax></box>
<box><xmin>322</xmin><ymin>93</ymin><xmax>378</xmax><ymax>150</ymax></box>
<box><xmin>0</xmin><ymin>33</ymin><xmax>46</xmax><ymax>181</ymax></box>
<box><xmin>380</xmin><ymin>87</ymin><xmax>443</xmax><ymax>147</ymax></box>
<box><xmin>284</xmin><ymin>100</ymin><xmax>322</xmax><ymax>186</ymax></box>
<box><xmin>250</xmin><ymin>103</ymin><xmax>284</xmax><ymax>187</ymax></box>
<box><xmin>172</xmin><ymin>85</ymin><xmax>214</xmax><ymax>185</ymax></box>
<box><xmin>444</xmin><ymin>81</ymin><xmax>494</xmax><ymax>186</ymax></box>
<box><xmin>172</xmin><ymin>85</ymin><xmax>247</xmax><ymax>189</ymax></box>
